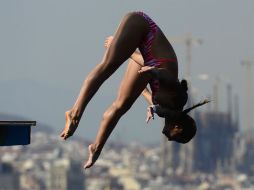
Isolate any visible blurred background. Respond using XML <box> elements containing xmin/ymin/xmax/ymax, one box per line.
<box><xmin>0</xmin><ymin>0</ymin><xmax>253</xmax><ymax>189</ymax></box>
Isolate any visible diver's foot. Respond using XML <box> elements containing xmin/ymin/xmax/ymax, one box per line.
<box><xmin>84</xmin><ymin>144</ymin><xmax>101</xmax><ymax>169</ymax></box>
<box><xmin>60</xmin><ymin>110</ymin><xmax>79</xmax><ymax>140</ymax></box>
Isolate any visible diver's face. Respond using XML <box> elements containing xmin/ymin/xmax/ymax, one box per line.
<box><xmin>162</xmin><ymin>121</ymin><xmax>183</xmax><ymax>141</ymax></box>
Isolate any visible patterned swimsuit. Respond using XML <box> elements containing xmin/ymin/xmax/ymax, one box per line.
<box><xmin>135</xmin><ymin>12</ymin><xmax>177</xmax><ymax>103</ymax></box>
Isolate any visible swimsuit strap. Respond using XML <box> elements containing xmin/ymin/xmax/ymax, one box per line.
<box><xmin>155</xmin><ymin>58</ymin><xmax>177</xmax><ymax>63</ymax></box>
<box><xmin>145</xmin><ymin>58</ymin><xmax>178</xmax><ymax>67</ymax></box>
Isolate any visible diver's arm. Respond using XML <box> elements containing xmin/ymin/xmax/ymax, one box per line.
<box><xmin>142</xmin><ymin>87</ymin><xmax>153</xmax><ymax>105</ymax></box>
<box><xmin>142</xmin><ymin>87</ymin><xmax>155</xmax><ymax>123</ymax></box>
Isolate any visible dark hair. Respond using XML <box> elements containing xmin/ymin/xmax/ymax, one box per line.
<box><xmin>174</xmin><ymin>114</ymin><xmax>196</xmax><ymax>144</ymax></box>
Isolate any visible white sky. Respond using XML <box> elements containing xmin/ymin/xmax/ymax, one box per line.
<box><xmin>0</xmin><ymin>0</ymin><xmax>253</xmax><ymax>144</ymax></box>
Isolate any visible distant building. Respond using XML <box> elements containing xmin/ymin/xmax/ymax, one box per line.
<box><xmin>193</xmin><ymin>111</ymin><xmax>238</xmax><ymax>173</ymax></box>
<box><xmin>238</xmin><ymin>139</ymin><xmax>254</xmax><ymax>175</ymax></box>
<box><xmin>0</xmin><ymin>162</ymin><xmax>20</xmax><ymax>190</ymax></box>
<box><xmin>47</xmin><ymin>159</ymin><xmax>85</xmax><ymax>190</ymax></box>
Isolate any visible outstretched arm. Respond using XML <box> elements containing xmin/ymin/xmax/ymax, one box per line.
<box><xmin>144</xmin><ymin>95</ymin><xmax>182</xmax><ymax>123</ymax></box>
<box><xmin>141</xmin><ymin>87</ymin><xmax>156</xmax><ymax>123</ymax></box>
<box><xmin>142</xmin><ymin>87</ymin><xmax>153</xmax><ymax>105</ymax></box>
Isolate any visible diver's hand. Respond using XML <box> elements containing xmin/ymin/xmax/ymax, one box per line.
<box><xmin>146</xmin><ymin>106</ymin><xmax>154</xmax><ymax>123</ymax></box>
<box><xmin>104</xmin><ymin>36</ymin><xmax>114</xmax><ymax>49</ymax></box>
<box><xmin>138</xmin><ymin>66</ymin><xmax>157</xmax><ymax>74</ymax></box>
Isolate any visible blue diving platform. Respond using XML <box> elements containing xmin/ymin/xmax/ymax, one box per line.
<box><xmin>0</xmin><ymin>121</ymin><xmax>36</xmax><ymax>146</ymax></box>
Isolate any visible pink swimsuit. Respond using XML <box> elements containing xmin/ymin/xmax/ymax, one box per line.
<box><xmin>135</xmin><ymin>12</ymin><xmax>177</xmax><ymax>103</ymax></box>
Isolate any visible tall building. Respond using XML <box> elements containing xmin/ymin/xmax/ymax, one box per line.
<box><xmin>238</xmin><ymin>139</ymin><xmax>254</xmax><ymax>175</ymax></box>
<box><xmin>0</xmin><ymin>162</ymin><xmax>20</xmax><ymax>190</ymax></box>
<box><xmin>193</xmin><ymin>111</ymin><xmax>238</xmax><ymax>173</ymax></box>
<box><xmin>47</xmin><ymin>159</ymin><xmax>85</xmax><ymax>190</ymax></box>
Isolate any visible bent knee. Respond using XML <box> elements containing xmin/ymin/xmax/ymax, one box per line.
<box><xmin>102</xmin><ymin>101</ymin><xmax>129</xmax><ymax>121</ymax></box>
<box><xmin>123</xmin><ymin>12</ymin><xmax>138</xmax><ymax>20</ymax></box>
<box><xmin>114</xmin><ymin>98</ymin><xmax>134</xmax><ymax>113</ymax></box>
<box><xmin>108</xmin><ymin>99</ymin><xmax>133</xmax><ymax>115</ymax></box>
<box><xmin>122</xmin><ymin>12</ymin><xmax>146</xmax><ymax>25</ymax></box>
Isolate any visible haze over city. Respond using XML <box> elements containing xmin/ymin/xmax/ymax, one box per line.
<box><xmin>0</xmin><ymin>0</ymin><xmax>253</xmax><ymax>143</ymax></box>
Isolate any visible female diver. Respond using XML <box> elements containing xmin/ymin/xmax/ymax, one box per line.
<box><xmin>60</xmin><ymin>12</ymin><xmax>198</xmax><ymax>169</ymax></box>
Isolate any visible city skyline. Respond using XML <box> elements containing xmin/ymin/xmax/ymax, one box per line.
<box><xmin>0</xmin><ymin>0</ymin><xmax>253</xmax><ymax>143</ymax></box>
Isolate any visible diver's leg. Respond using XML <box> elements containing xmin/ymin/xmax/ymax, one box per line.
<box><xmin>61</xmin><ymin>13</ymin><xmax>149</xmax><ymax>140</ymax></box>
<box><xmin>84</xmin><ymin>59</ymin><xmax>151</xmax><ymax>168</ymax></box>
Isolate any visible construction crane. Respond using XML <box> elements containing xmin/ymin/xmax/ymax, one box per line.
<box><xmin>241</xmin><ymin>60</ymin><xmax>253</xmax><ymax>142</ymax></box>
<box><xmin>169</xmin><ymin>33</ymin><xmax>203</xmax><ymax>81</ymax></box>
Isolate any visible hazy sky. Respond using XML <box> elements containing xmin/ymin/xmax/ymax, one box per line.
<box><xmin>0</xmin><ymin>0</ymin><xmax>253</xmax><ymax>144</ymax></box>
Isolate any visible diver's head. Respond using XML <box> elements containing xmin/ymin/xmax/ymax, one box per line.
<box><xmin>162</xmin><ymin>114</ymin><xmax>196</xmax><ymax>144</ymax></box>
